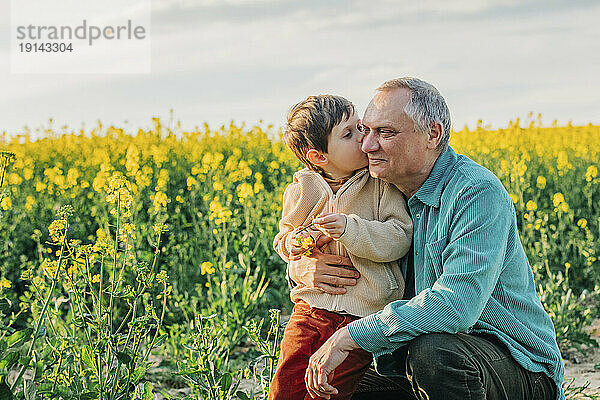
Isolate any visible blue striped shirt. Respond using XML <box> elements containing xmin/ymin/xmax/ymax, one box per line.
<box><xmin>347</xmin><ymin>146</ymin><xmax>565</xmax><ymax>400</ymax></box>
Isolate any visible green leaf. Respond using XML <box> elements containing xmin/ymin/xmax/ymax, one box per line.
<box><xmin>35</xmin><ymin>324</ymin><xmax>46</xmax><ymax>339</ymax></box>
<box><xmin>35</xmin><ymin>382</ymin><xmax>54</xmax><ymax>393</ymax></box>
<box><xmin>23</xmin><ymin>380</ymin><xmax>36</xmax><ymax>400</ymax></box>
<box><xmin>236</xmin><ymin>391</ymin><xmax>250</xmax><ymax>400</ymax></box>
<box><xmin>220</xmin><ymin>372</ymin><xmax>233</xmax><ymax>392</ymax></box>
<box><xmin>0</xmin><ymin>352</ymin><xmax>19</xmax><ymax>370</ymax></box>
<box><xmin>6</xmin><ymin>328</ymin><xmax>32</xmax><ymax>349</ymax></box>
<box><xmin>143</xmin><ymin>381</ymin><xmax>153</xmax><ymax>400</ymax></box>
<box><xmin>152</xmin><ymin>334</ymin><xmax>168</xmax><ymax>349</ymax></box>
<box><xmin>0</xmin><ymin>298</ymin><xmax>10</xmax><ymax>314</ymax></box>
<box><xmin>79</xmin><ymin>392</ymin><xmax>98</xmax><ymax>400</ymax></box>
<box><xmin>18</xmin><ymin>355</ymin><xmax>32</xmax><ymax>367</ymax></box>
<box><xmin>131</xmin><ymin>363</ymin><xmax>150</xmax><ymax>384</ymax></box>
<box><xmin>115</xmin><ymin>351</ymin><xmax>132</xmax><ymax>365</ymax></box>
<box><xmin>81</xmin><ymin>345</ymin><xmax>98</xmax><ymax>376</ymax></box>
<box><xmin>0</xmin><ymin>380</ymin><xmax>14</xmax><ymax>400</ymax></box>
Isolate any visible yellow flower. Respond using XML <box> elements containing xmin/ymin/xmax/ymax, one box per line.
<box><xmin>153</xmin><ymin>191</ymin><xmax>168</xmax><ymax>210</ymax></box>
<box><xmin>577</xmin><ymin>218</ymin><xmax>588</xmax><ymax>228</ymax></box>
<box><xmin>536</xmin><ymin>176</ymin><xmax>546</xmax><ymax>189</ymax></box>
<box><xmin>201</xmin><ymin>261</ymin><xmax>215</xmax><ymax>275</ymax></box>
<box><xmin>236</xmin><ymin>183</ymin><xmax>253</xmax><ymax>202</ymax></box>
<box><xmin>209</xmin><ymin>199</ymin><xmax>232</xmax><ymax>225</ymax></box>
<box><xmin>67</xmin><ymin>263</ymin><xmax>78</xmax><ymax>275</ymax></box>
<box><xmin>92</xmin><ymin>274</ymin><xmax>101</xmax><ymax>283</ymax></box>
<box><xmin>25</xmin><ymin>195</ymin><xmax>35</xmax><ymax>210</ymax></box>
<box><xmin>525</xmin><ymin>200</ymin><xmax>537</xmax><ymax>211</ymax></box>
<box><xmin>119</xmin><ymin>223</ymin><xmax>137</xmax><ymax>242</ymax></box>
<box><xmin>0</xmin><ymin>278</ymin><xmax>11</xmax><ymax>288</ymax></box>
<box><xmin>552</xmin><ymin>193</ymin><xmax>565</xmax><ymax>207</ymax></box>
<box><xmin>300</xmin><ymin>236</ymin><xmax>314</xmax><ymax>249</ymax></box>
<box><xmin>586</xmin><ymin>165</ymin><xmax>598</xmax><ymax>182</ymax></box>
<box><xmin>48</xmin><ymin>219</ymin><xmax>67</xmax><ymax>243</ymax></box>
<box><xmin>187</xmin><ymin>176</ymin><xmax>197</xmax><ymax>189</ymax></box>
<box><xmin>508</xmin><ymin>194</ymin><xmax>519</xmax><ymax>204</ymax></box>
<box><xmin>0</xmin><ymin>197</ymin><xmax>11</xmax><ymax>210</ymax></box>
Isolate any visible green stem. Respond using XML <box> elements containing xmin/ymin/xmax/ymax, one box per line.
<box><xmin>0</xmin><ymin>156</ymin><xmax>8</xmax><ymax>188</ymax></box>
<box><xmin>11</xmin><ymin>231</ymin><xmax>67</xmax><ymax>391</ymax></box>
<box><xmin>51</xmin><ymin>352</ymin><xmax>64</xmax><ymax>393</ymax></box>
<box><xmin>68</xmin><ymin>273</ymin><xmax>93</xmax><ymax>348</ymax></box>
<box><xmin>141</xmin><ymin>278</ymin><xmax>168</xmax><ymax>363</ymax></box>
<box><xmin>98</xmin><ymin>254</ymin><xmax>105</xmax><ymax>400</ymax></box>
<box><xmin>109</xmin><ymin>194</ymin><xmax>121</xmax><ymax>330</ymax></box>
<box><xmin>108</xmin><ymin>280</ymin><xmax>144</xmax><ymax>399</ymax></box>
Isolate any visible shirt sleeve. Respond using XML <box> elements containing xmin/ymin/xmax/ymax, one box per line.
<box><xmin>347</xmin><ymin>182</ymin><xmax>514</xmax><ymax>355</ymax></box>
<box><xmin>337</xmin><ymin>181</ymin><xmax>413</xmax><ymax>263</ymax></box>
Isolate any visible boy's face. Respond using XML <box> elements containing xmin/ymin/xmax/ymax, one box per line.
<box><xmin>323</xmin><ymin>110</ymin><xmax>368</xmax><ymax>178</ymax></box>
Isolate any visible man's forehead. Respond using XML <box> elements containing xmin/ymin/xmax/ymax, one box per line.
<box><xmin>363</xmin><ymin>89</ymin><xmax>410</xmax><ymax>126</ymax></box>
<box><xmin>373</xmin><ymin>87</ymin><xmax>410</xmax><ymax>107</ymax></box>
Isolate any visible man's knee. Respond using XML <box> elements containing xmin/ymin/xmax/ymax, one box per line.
<box><xmin>406</xmin><ymin>333</ymin><xmax>469</xmax><ymax>380</ymax></box>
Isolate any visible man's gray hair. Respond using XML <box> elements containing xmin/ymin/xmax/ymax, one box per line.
<box><xmin>377</xmin><ymin>77</ymin><xmax>452</xmax><ymax>152</ymax></box>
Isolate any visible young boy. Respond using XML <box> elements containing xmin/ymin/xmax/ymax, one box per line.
<box><xmin>269</xmin><ymin>95</ymin><xmax>413</xmax><ymax>400</ymax></box>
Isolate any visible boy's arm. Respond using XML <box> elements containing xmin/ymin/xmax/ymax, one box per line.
<box><xmin>273</xmin><ymin>180</ymin><xmax>312</xmax><ymax>263</ymax></box>
<box><xmin>337</xmin><ymin>181</ymin><xmax>413</xmax><ymax>263</ymax></box>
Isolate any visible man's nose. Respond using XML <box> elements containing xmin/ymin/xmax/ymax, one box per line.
<box><xmin>361</xmin><ymin>132</ymin><xmax>379</xmax><ymax>153</ymax></box>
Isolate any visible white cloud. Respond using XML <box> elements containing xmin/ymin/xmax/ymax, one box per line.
<box><xmin>1</xmin><ymin>0</ymin><xmax>599</xmax><ymax>136</ymax></box>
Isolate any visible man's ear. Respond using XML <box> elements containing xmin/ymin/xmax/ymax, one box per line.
<box><xmin>426</xmin><ymin>122</ymin><xmax>444</xmax><ymax>150</ymax></box>
<box><xmin>306</xmin><ymin>149</ymin><xmax>328</xmax><ymax>167</ymax></box>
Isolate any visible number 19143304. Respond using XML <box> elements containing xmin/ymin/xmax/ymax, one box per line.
<box><xmin>18</xmin><ymin>42</ymin><xmax>73</xmax><ymax>52</ymax></box>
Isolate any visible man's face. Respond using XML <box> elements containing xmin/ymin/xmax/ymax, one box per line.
<box><xmin>361</xmin><ymin>88</ymin><xmax>430</xmax><ymax>186</ymax></box>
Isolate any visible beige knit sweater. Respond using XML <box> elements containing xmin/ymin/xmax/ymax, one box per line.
<box><xmin>273</xmin><ymin>167</ymin><xmax>413</xmax><ymax>317</ymax></box>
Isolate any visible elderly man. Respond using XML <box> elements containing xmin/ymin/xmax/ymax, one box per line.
<box><xmin>288</xmin><ymin>78</ymin><xmax>564</xmax><ymax>400</ymax></box>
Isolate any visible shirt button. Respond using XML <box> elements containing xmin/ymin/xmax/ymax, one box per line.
<box><xmin>415</xmin><ymin>251</ymin><xmax>419</xmax><ymax>256</ymax></box>
<box><xmin>416</xmin><ymin>213</ymin><xmax>421</xmax><ymax>218</ymax></box>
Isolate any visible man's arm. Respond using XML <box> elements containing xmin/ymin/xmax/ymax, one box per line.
<box><xmin>347</xmin><ymin>183</ymin><xmax>513</xmax><ymax>354</ymax></box>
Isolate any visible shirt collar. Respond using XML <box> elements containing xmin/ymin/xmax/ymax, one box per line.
<box><xmin>411</xmin><ymin>146</ymin><xmax>458</xmax><ymax>208</ymax></box>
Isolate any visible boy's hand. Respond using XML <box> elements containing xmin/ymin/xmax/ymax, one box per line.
<box><xmin>313</xmin><ymin>213</ymin><xmax>347</xmax><ymax>239</ymax></box>
<box><xmin>287</xmin><ymin>227</ymin><xmax>319</xmax><ymax>258</ymax></box>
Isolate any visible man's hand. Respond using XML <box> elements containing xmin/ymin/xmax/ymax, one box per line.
<box><xmin>305</xmin><ymin>327</ymin><xmax>360</xmax><ymax>399</ymax></box>
<box><xmin>288</xmin><ymin>246</ymin><xmax>359</xmax><ymax>295</ymax></box>
<box><xmin>313</xmin><ymin>213</ymin><xmax>347</xmax><ymax>239</ymax></box>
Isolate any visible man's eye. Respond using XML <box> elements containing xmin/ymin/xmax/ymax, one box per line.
<box><xmin>344</xmin><ymin>130</ymin><xmax>352</xmax><ymax>137</ymax></box>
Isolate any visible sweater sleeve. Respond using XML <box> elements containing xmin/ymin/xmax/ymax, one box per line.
<box><xmin>337</xmin><ymin>181</ymin><xmax>413</xmax><ymax>263</ymax></box>
<box><xmin>273</xmin><ymin>180</ymin><xmax>308</xmax><ymax>262</ymax></box>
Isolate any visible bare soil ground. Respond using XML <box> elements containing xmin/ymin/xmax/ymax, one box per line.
<box><xmin>563</xmin><ymin>319</ymin><xmax>600</xmax><ymax>395</ymax></box>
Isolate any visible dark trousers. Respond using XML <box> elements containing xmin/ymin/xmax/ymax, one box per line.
<box><xmin>352</xmin><ymin>332</ymin><xmax>557</xmax><ymax>400</ymax></box>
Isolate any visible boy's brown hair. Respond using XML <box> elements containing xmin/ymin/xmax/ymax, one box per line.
<box><xmin>284</xmin><ymin>95</ymin><xmax>355</xmax><ymax>173</ymax></box>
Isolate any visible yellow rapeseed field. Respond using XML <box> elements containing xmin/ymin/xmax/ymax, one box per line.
<box><xmin>0</xmin><ymin>117</ymin><xmax>599</xmax><ymax>396</ymax></box>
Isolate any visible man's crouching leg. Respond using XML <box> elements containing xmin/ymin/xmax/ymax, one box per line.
<box><xmin>405</xmin><ymin>332</ymin><xmax>557</xmax><ymax>400</ymax></box>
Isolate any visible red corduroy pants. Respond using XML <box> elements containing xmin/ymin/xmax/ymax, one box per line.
<box><xmin>268</xmin><ymin>300</ymin><xmax>373</xmax><ymax>400</ymax></box>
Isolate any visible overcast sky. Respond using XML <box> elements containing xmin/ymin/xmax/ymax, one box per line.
<box><xmin>1</xmin><ymin>0</ymin><xmax>599</xmax><ymax>139</ymax></box>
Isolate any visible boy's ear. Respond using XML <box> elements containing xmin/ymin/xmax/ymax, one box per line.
<box><xmin>306</xmin><ymin>149</ymin><xmax>328</xmax><ymax>167</ymax></box>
